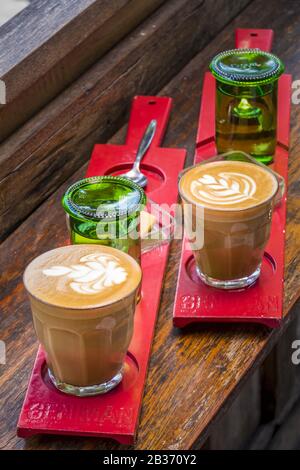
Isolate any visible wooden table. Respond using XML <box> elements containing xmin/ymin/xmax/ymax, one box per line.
<box><xmin>1</xmin><ymin>0</ymin><xmax>300</xmax><ymax>450</ymax></box>
<box><xmin>0</xmin><ymin>0</ymin><xmax>165</xmax><ymax>142</ymax></box>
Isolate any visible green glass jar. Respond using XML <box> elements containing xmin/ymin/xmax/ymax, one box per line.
<box><xmin>210</xmin><ymin>48</ymin><xmax>284</xmax><ymax>164</ymax></box>
<box><xmin>62</xmin><ymin>176</ymin><xmax>146</xmax><ymax>264</ymax></box>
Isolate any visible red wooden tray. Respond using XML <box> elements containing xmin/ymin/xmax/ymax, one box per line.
<box><xmin>17</xmin><ymin>96</ymin><xmax>186</xmax><ymax>444</ymax></box>
<box><xmin>173</xmin><ymin>29</ymin><xmax>291</xmax><ymax>328</ymax></box>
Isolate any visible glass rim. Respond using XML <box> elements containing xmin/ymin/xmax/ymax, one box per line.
<box><xmin>178</xmin><ymin>153</ymin><xmax>281</xmax><ymax>213</ymax></box>
<box><xmin>23</xmin><ymin>244</ymin><xmax>142</xmax><ymax>311</ymax></box>
<box><xmin>62</xmin><ymin>175</ymin><xmax>146</xmax><ymax>222</ymax></box>
<box><xmin>209</xmin><ymin>48</ymin><xmax>285</xmax><ymax>86</ymax></box>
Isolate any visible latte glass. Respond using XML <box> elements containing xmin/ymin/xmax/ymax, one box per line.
<box><xmin>179</xmin><ymin>151</ymin><xmax>284</xmax><ymax>290</ymax></box>
<box><xmin>24</xmin><ymin>245</ymin><xmax>142</xmax><ymax>396</ymax></box>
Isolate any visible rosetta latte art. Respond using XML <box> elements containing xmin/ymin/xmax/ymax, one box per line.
<box><xmin>190</xmin><ymin>172</ymin><xmax>257</xmax><ymax>206</ymax></box>
<box><xmin>43</xmin><ymin>253</ymin><xmax>128</xmax><ymax>294</ymax></box>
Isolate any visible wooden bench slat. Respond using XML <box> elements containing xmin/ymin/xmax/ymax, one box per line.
<box><xmin>0</xmin><ymin>0</ymin><xmax>165</xmax><ymax>141</ymax></box>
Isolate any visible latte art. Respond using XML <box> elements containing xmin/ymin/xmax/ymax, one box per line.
<box><xmin>190</xmin><ymin>172</ymin><xmax>257</xmax><ymax>206</ymax></box>
<box><xmin>179</xmin><ymin>160</ymin><xmax>278</xmax><ymax>212</ymax></box>
<box><xmin>43</xmin><ymin>253</ymin><xmax>128</xmax><ymax>295</ymax></box>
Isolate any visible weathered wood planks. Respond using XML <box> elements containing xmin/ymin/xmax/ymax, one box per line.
<box><xmin>0</xmin><ymin>0</ymin><xmax>165</xmax><ymax>141</ymax></box>
<box><xmin>0</xmin><ymin>0</ymin><xmax>251</xmax><ymax>241</ymax></box>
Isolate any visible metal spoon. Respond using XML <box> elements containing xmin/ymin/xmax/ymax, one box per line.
<box><xmin>121</xmin><ymin>119</ymin><xmax>157</xmax><ymax>187</ymax></box>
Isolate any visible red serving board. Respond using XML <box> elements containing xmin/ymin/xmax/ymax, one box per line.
<box><xmin>17</xmin><ymin>96</ymin><xmax>186</xmax><ymax>444</ymax></box>
<box><xmin>173</xmin><ymin>29</ymin><xmax>291</xmax><ymax>328</ymax></box>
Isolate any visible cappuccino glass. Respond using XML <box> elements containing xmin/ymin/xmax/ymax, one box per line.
<box><xmin>210</xmin><ymin>49</ymin><xmax>284</xmax><ymax>164</ymax></box>
<box><xmin>24</xmin><ymin>244</ymin><xmax>142</xmax><ymax>396</ymax></box>
<box><xmin>179</xmin><ymin>152</ymin><xmax>284</xmax><ymax>290</ymax></box>
<box><xmin>62</xmin><ymin>176</ymin><xmax>146</xmax><ymax>264</ymax></box>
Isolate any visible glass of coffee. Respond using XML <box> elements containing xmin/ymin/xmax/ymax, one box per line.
<box><xmin>62</xmin><ymin>176</ymin><xmax>146</xmax><ymax>264</ymax></box>
<box><xmin>178</xmin><ymin>152</ymin><xmax>284</xmax><ymax>289</ymax></box>
<box><xmin>23</xmin><ymin>244</ymin><xmax>142</xmax><ymax>396</ymax></box>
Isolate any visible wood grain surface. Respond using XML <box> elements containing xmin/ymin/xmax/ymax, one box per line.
<box><xmin>0</xmin><ymin>0</ymin><xmax>165</xmax><ymax>141</ymax></box>
<box><xmin>0</xmin><ymin>0</ymin><xmax>250</xmax><ymax>241</ymax></box>
<box><xmin>1</xmin><ymin>0</ymin><xmax>300</xmax><ymax>450</ymax></box>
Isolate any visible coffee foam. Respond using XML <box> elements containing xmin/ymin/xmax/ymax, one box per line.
<box><xmin>24</xmin><ymin>245</ymin><xmax>141</xmax><ymax>309</ymax></box>
<box><xmin>180</xmin><ymin>161</ymin><xmax>278</xmax><ymax>211</ymax></box>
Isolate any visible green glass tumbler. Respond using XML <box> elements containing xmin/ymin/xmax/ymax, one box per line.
<box><xmin>62</xmin><ymin>176</ymin><xmax>146</xmax><ymax>264</ymax></box>
<box><xmin>210</xmin><ymin>49</ymin><xmax>284</xmax><ymax>164</ymax></box>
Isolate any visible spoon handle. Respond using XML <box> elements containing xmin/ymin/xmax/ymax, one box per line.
<box><xmin>133</xmin><ymin>120</ymin><xmax>157</xmax><ymax>169</ymax></box>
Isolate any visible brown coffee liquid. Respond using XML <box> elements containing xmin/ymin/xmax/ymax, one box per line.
<box><xmin>179</xmin><ymin>161</ymin><xmax>278</xmax><ymax>282</ymax></box>
<box><xmin>24</xmin><ymin>245</ymin><xmax>141</xmax><ymax>387</ymax></box>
